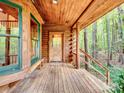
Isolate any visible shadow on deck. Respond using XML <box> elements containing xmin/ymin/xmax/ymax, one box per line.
<box><xmin>10</xmin><ymin>63</ymin><xmax>110</xmax><ymax>93</ymax></box>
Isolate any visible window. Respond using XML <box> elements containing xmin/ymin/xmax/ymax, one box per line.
<box><xmin>30</xmin><ymin>15</ymin><xmax>40</xmax><ymax>65</ymax></box>
<box><xmin>52</xmin><ymin>35</ymin><xmax>61</xmax><ymax>47</ymax></box>
<box><xmin>0</xmin><ymin>1</ymin><xmax>22</xmax><ymax>73</ymax></box>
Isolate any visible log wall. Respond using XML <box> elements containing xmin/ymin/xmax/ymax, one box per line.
<box><xmin>42</xmin><ymin>29</ymin><xmax>70</xmax><ymax>63</ymax></box>
<box><xmin>11</xmin><ymin>0</ymin><xmax>43</xmax><ymax>69</ymax></box>
<box><xmin>0</xmin><ymin>0</ymin><xmax>43</xmax><ymax>88</ymax></box>
<box><xmin>42</xmin><ymin>30</ymin><xmax>49</xmax><ymax>61</ymax></box>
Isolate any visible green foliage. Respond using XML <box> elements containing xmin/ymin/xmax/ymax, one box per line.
<box><xmin>110</xmin><ymin>67</ymin><xmax>124</xmax><ymax>93</ymax></box>
<box><xmin>92</xmin><ymin>64</ymin><xmax>124</xmax><ymax>93</ymax></box>
<box><xmin>79</xmin><ymin>3</ymin><xmax>124</xmax><ymax>93</ymax></box>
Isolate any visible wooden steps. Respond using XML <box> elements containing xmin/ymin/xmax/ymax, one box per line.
<box><xmin>9</xmin><ymin>63</ymin><xmax>110</xmax><ymax>93</ymax></box>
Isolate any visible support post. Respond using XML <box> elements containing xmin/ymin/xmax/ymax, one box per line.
<box><xmin>69</xmin><ymin>28</ymin><xmax>73</xmax><ymax>63</ymax></box>
<box><xmin>76</xmin><ymin>22</ymin><xmax>80</xmax><ymax>69</ymax></box>
<box><xmin>62</xmin><ymin>33</ymin><xmax>65</xmax><ymax>62</ymax></box>
<box><xmin>84</xmin><ymin>28</ymin><xmax>88</xmax><ymax>70</ymax></box>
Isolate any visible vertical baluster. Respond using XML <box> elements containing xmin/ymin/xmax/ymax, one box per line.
<box><xmin>106</xmin><ymin>71</ymin><xmax>110</xmax><ymax>85</ymax></box>
<box><xmin>13</xmin><ymin>55</ymin><xmax>15</xmax><ymax>64</ymax></box>
<box><xmin>15</xmin><ymin>55</ymin><xmax>16</xmax><ymax>64</ymax></box>
<box><xmin>14</xmin><ymin>55</ymin><xmax>16</xmax><ymax>64</ymax></box>
<box><xmin>11</xmin><ymin>55</ymin><xmax>12</xmax><ymax>64</ymax></box>
<box><xmin>13</xmin><ymin>55</ymin><xmax>14</xmax><ymax>64</ymax></box>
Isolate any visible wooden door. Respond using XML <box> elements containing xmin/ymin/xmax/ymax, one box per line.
<box><xmin>49</xmin><ymin>32</ymin><xmax>62</xmax><ymax>62</ymax></box>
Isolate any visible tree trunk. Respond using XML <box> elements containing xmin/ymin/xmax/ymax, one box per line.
<box><xmin>110</xmin><ymin>19</ymin><xmax>115</xmax><ymax>60</ymax></box>
<box><xmin>122</xmin><ymin>48</ymin><xmax>124</xmax><ymax>64</ymax></box>
<box><xmin>106</xmin><ymin>16</ymin><xmax>111</xmax><ymax>66</ymax></box>
<box><xmin>92</xmin><ymin>22</ymin><xmax>97</xmax><ymax>59</ymax></box>
<box><xmin>84</xmin><ymin>28</ymin><xmax>88</xmax><ymax>70</ymax></box>
<box><xmin>117</xmin><ymin>6</ymin><xmax>124</xmax><ymax>64</ymax></box>
<box><xmin>117</xmin><ymin>7</ymin><xmax>123</xmax><ymax>39</ymax></box>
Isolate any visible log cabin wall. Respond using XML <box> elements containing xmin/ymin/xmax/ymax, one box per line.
<box><xmin>41</xmin><ymin>28</ymin><xmax>78</xmax><ymax>64</ymax></box>
<box><xmin>42</xmin><ymin>29</ymin><xmax>70</xmax><ymax>63</ymax></box>
<box><xmin>64</xmin><ymin>30</ymin><xmax>70</xmax><ymax>62</ymax></box>
<box><xmin>42</xmin><ymin>30</ymin><xmax>49</xmax><ymax>62</ymax></box>
<box><xmin>0</xmin><ymin>0</ymin><xmax>43</xmax><ymax>88</ymax></box>
<box><xmin>11</xmin><ymin>0</ymin><xmax>44</xmax><ymax>69</ymax></box>
<box><xmin>0</xmin><ymin>0</ymin><xmax>124</xmax><ymax>92</ymax></box>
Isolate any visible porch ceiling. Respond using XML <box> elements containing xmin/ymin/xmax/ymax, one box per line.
<box><xmin>33</xmin><ymin>0</ymin><xmax>124</xmax><ymax>29</ymax></box>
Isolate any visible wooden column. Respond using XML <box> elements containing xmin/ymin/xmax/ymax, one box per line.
<box><xmin>76</xmin><ymin>23</ymin><xmax>80</xmax><ymax>69</ymax></box>
<box><xmin>62</xmin><ymin>33</ymin><xmax>65</xmax><ymax>62</ymax></box>
<box><xmin>84</xmin><ymin>28</ymin><xmax>88</xmax><ymax>70</ymax></box>
<box><xmin>69</xmin><ymin>28</ymin><xmax>73</xmax><ymax>63</ymax></box>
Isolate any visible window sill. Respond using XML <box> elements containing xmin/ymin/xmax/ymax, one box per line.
<box><xmin>0</xmin><ymin>69</ymin><xmax>27</xmax><ymax>87</ymax></box>
<box><xmin>0</xmin><ymin>68</ymin><xmax>20</xmax><ymax>76</ymax></box>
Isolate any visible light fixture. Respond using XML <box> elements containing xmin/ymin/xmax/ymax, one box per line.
<box><xmin>0</xmin><ymin>8</ymin><xmax>3</xmax><ymax>12</ymax></box>
<box><xmin>53</xmin><ymin>0</ymin><xmax>58</xmax><ymax>4</ymax></box>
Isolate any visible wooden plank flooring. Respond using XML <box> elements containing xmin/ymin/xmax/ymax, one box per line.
<box><xmin>10</xmin><ymin>63</ymin><xmax>110</xmax><ymax>93</ymax></box>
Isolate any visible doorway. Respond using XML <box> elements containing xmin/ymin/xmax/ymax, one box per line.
<box><xmin>49</xmin><ymin>32</ymin><xmax>63</xmax><ymax>62</ymax></box>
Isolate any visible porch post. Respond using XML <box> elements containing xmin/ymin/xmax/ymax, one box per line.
<box><xmin>76</xmin><ymin>22</ymin><xmax>80</xmax><ymax>69</ymax></box>
<box><xmin>62</xmin><ymin>33</ymin><xmax>65</xmax><ymax>62</ymax></box>
<box><xmin>69</xmin><ymin>28</ymin><xmax>73</xmax><ymax>63</ymax></box>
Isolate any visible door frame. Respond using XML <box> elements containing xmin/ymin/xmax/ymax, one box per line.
<box><xmin>48</xmin><ymin>31</ymin><xmax>64</xmax><ymax>62</ymax></box>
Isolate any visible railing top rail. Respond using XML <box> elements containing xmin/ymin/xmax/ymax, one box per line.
<box><xmin>0</xmin><ymin>20</ymin><xmax>18</xmax><ymax>22</ymax></box>
<box><xmin>80</xmin><ymin>49</ymin><xmax>109</xmax><ymax>71</ymax></box>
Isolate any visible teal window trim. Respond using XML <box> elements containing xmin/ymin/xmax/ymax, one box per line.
<box><xmin>30</xmin><ymin>14</ymin><xmax>41</xmax><ymax>65</ymax></box>
<box><xmin>0</xmin><ymin>0</ymin><xmax>22</xmax><ymax>75</ymax></box>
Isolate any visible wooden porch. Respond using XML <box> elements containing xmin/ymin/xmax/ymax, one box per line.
<box><xmin>10</xmin><ymin>63</ymin><xmax>110</xmax><ymax>93</ymax></box>
<box><xmin>1</xmin><ymin>0</ymin><xmax>124</xmax><ymax>93</ymax></box>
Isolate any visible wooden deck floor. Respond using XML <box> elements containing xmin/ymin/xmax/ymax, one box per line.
<box><xmin>10</xmin><ymin>63</ymin><xmax>110</xmax><ymax>93</ymax></box>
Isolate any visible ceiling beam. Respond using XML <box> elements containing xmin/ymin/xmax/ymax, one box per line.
<box><xmin>71</xmin><ymin>0</ymin><xmax>94</xmax><ymax>28</ymax></box>
<box><xmin>80</xmin><ymin>0</ymin><xmax>124</xmax><ymax>29</ymax></box>
<box><xmin>43</xmin><ymin>24</ymin><xmax>71</xmax><ymax>31</ymax></box>
<box><xmin>32</xmin><ymin>0</ymin><xmax>45</xmax><ymax>23</ymax></box>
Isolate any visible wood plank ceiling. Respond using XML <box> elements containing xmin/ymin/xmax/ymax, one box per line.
<box><xmin>33</xmin><ymin>0</ymin><xmax>124</xmax><ymax>29</ymax></box>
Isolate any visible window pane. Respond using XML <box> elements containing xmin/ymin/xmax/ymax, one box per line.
<box><xmin>10</xmin><ymin>38</ymin><xmax>18</xmax><ymax>56</ymax></box>
<box><xmin>0</xmin><ymin>37</ymin><xmax>18</xmax><ymax>66</ymax></box>
<box><xmin>32</xmin><ymin>40</ymin><xmax>38</xmax><ymax>57</ymax></box>
<box><xmin>0</xmin><ymin>2</ymin><xmax>19</xmax><ymax>36</ymax></box>
<box><xmin>52</xmin><ymin>36</ymin><xmax>61</xmax><ymax>47</ymax></box>
<box><xmin>0</xmin><ymin>37</ymin><xmax>5</xmax><ymax>66</ymax></box>
<box><xmin>30</xmin><ymin>17</ymin><xmax>39</xmax><ymax>65</ymax></box>
<box><xmin>0</xmin><ymin>2</ymin><xmax>19</xmax><ymax>67</ymax></box>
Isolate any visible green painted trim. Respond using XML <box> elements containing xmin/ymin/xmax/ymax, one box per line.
<box><xmin>0</xmin><ymin>0</ymin><xmax>22</xmax><ymax>74</ymax></box>
<box><xmin>18</xmin><ymin>4</ymin><xmax>22</xmax><ymax>69</ymax></box>
<box><xmin>30</xmin><ymin>14</ymin><xmax>41</xmax><ymax>65</ymax></box>
<box><xmin>0</xmin><ymin>34</ymin><xmax>20</xmax><ymax>38</ymax></box>
<box><xmin>0</xmin><ymin>68</ymin><xmax>21</xmax><ymax>76</ymax></box>
<box><xmin>0</xmin><ymin>0</ymin><xmax>22</xmax><ymax>9</ymax></box>
<box><xmin>0</xmin><ymin>64</ymin><xmax>18</xmax><ymax>72</ymax></box>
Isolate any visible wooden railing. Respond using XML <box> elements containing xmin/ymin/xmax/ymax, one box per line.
<box><xmin>72</xmin><ymin>52</ymin><xmax>77</xmax><ymax>67</ymax></box>
<box><xmin>0</xmin><ymin>20</ymin><xmax>18</xmax><ymax>28</ymax></box>
<box><xmin>9</xmin><ymin>55</ymin><xmax>18</xmax><ymax>64</ymax></box>
<box><xmin>0</xmin><ymin>55</ymin><xmax>18</xmax><ymax>65</ymax></box>
<box><xmin>80</xmin><ymin>49</ymin><xmax>110</xmax><ymax>85</ymax></box>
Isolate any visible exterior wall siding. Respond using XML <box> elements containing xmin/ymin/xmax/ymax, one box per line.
<box><xmin>0</xmin><ymin>0</ymin><xmax>43</xmax><ymax>87</ymax></box>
